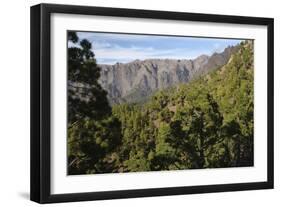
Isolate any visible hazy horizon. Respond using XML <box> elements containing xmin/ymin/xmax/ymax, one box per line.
<box><xmin>68</xmin><ymin>31</ymin><xmax>243</xmax><ymax>65</ymax></box>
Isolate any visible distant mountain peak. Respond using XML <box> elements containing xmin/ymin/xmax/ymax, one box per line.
<box><xmin>98</xmin><ymin>45</ymin><xmax>239</xmax><ymax>104</ymax></box>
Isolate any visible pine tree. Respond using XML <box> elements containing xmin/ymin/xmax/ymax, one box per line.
<box><xmin>67</xmin><ymin>32</ymin><xmax>121</xmax><ymax>175</ymax></box>
<box><xmin>67</xmin><ymin>32</ymin><xmax>111</xmax><ymax>123</ymax></box>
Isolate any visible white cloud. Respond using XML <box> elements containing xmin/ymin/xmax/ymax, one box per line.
<box><xmin>72</xmin><ymin>32</ymin><xmax>242</xmax><ymax>65</ymax></box>
<box><xmin>92</xmin><ymin>44</ymin><xmax>212</xmax><ymax>65</ymax></box>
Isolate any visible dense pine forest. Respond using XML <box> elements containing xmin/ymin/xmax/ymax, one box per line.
<box><xmin>67</xmin><ymin>32</ymin><xmax>254</xmax><ymax>175</ymax></box>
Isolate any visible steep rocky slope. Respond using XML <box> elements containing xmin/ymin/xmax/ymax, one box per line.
<box><xmin>98</xmin><ymin>45</ymin><xmax>238</xmax><ymax>104</ymax></box>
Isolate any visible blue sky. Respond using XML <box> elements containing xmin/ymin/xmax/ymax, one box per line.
<box><xmin>72</xmin><ymin>32</ymin><xmax>243</xmax><ymax>65</ymax></box>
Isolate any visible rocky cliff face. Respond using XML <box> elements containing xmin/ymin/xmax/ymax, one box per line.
<box><xmin>98</xmin><ymin>45</ymin><xmax>238</xmax><ymax>104</ymax></box>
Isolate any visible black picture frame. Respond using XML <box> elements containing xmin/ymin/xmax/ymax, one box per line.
<box><xmin>30</xmin><ymin>3</ymin><xmax>274</xmax><ymax>204</ymax></box>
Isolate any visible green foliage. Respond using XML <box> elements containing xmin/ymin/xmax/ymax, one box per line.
<box><xmin>68</xmin><ymin>40</ymin><xmax>254</xmax><ymax>174</ymax></box>
<box><xmin>67</xmin><ymin>32</ymin><xmax>121</xmax><ymax>175</ymax></box>
<box><xmin>67</xmin><ymin>32</ymin><xmax>111</xmax><ymax>123</ymax></box>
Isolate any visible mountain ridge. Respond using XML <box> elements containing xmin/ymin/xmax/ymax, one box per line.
<box><xmin>98</xmin><ymin>45</ymin><xmax>239</xmax><ymax>104</ymax></box>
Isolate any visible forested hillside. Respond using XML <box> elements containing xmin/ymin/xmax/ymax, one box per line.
<box><xmin>67</xmin><ymin>32</ymin><xmax>254</xmax><ymax>175</ymax></box>
<box><xmin>99</xmin><ymin>45</ymin><xmax>238</xmax><ymax>104</ymax></box>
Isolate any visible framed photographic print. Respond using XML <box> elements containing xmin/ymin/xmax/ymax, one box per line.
<box><xmin>30</xmin><ymin>3</ymin><xmax>274</xmax><ymax>203</ymax></box>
